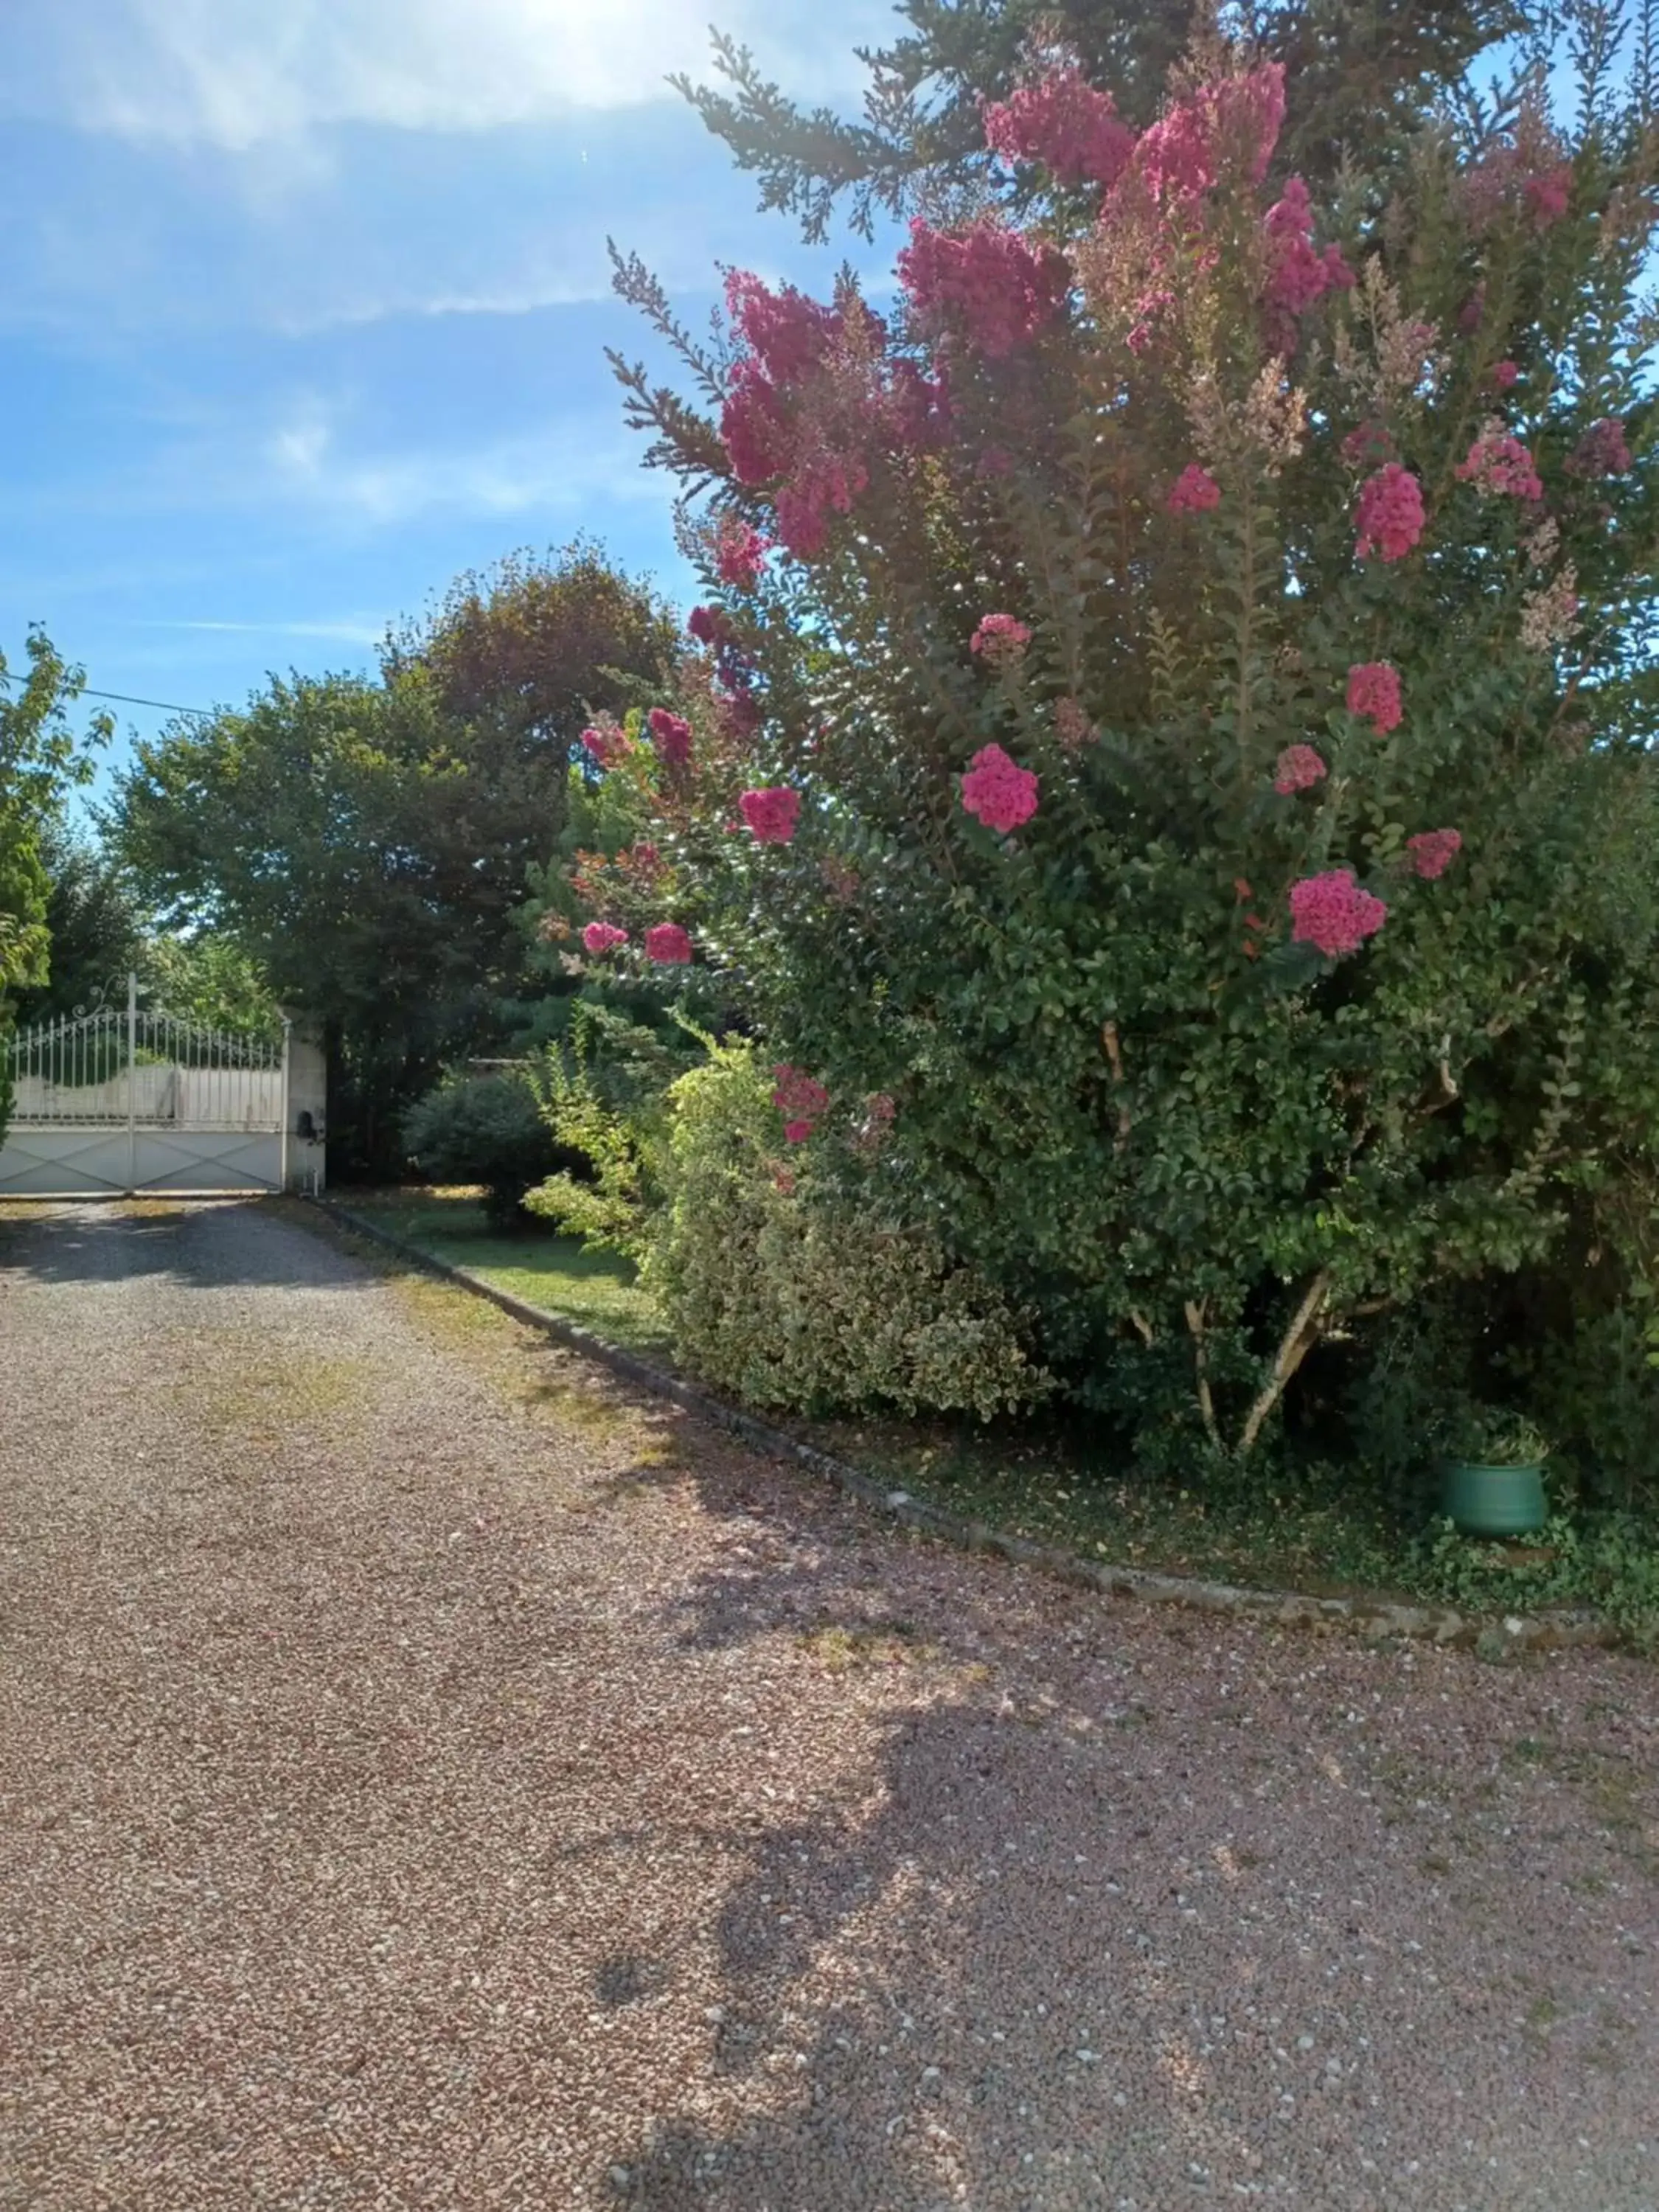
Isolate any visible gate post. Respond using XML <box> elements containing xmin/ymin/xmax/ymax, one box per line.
<box><xmin>279</xmin><ymin>1016</ymin><xmax>292</xmax><ymax>1193</ymax></box>
<box><xmin>125</xmin><ymin>971</ymin><xmax>138</xmax><ymax>1194</ymax></box>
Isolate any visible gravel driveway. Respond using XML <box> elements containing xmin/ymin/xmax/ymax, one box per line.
<box><xmin>1</xmin><ymin>1199</ymin><xmax>1655</xmax><ymax>2212</ymax></box>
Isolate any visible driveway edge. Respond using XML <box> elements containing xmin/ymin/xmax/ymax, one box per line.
<box><xmin>299</xmin><ymin>1196</ymin><xmax>1621</xmax><ymax>1658</ymax></box>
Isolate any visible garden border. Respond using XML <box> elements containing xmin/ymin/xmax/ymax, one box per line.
<box><xmin>303</xmin><ymin>1195</ymin><xmax>1621</xmax><ymax>1656</ymax></box>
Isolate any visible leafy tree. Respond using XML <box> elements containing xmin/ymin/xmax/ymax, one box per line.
<box><xmin>1</xmin><ymin>631</ymin><xmax>108</xmax><ymax>1138</ymax></box>
<box><xmin>139</xmin><ymin>931</ymin><xmax>279</xmax><ymax>1034</ymax></box>
<box><xmin>14</xmin><ymin>821</ymin><xmax>145</xmax><ymax>1026</ymax></box>
<box><xmin>676</xmin><ymin>0</ymin><xmax>1528</xmax><ymax>243</ymax></box>
<box><xmin>586</xmin><ymin>22</ymin><xmax>1659</xmax><ymax>1463</ymax></box>
<box><xmin>112</xmin><ymin>544</ymin><xmax>675</xmax><ymax>1178</ymax></box>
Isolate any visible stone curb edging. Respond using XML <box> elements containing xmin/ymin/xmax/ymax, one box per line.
<box><xmin>299</xmin><ymin>1196</ymin><xmax>1621</xmax><ymax>1658</ymax></box>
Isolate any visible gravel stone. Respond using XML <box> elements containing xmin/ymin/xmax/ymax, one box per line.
<box><xmin>1</xmin><ymin>1198</ymin><xmax>1656</xmax><ymax>2211</ymax></box>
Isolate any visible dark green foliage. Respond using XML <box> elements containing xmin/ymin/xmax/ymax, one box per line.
<box><xmin>402</xmin><ymin>1071</ymin><xmax>572</xmax><ymax>1231</ymax></box>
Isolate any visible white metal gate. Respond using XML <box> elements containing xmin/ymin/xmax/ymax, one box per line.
<box><xmin>0</xmin><ymin>976</ymin><xmax>291</xmax><ymax>1196</ymax></box>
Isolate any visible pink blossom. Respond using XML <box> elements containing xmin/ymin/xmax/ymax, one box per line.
<box><xmin>724</xmin><ymin>271</ymin><xmax>841</xmax><ymax>383</ymax></box>
<box><xmin>970</xmin><ymin>612</ymin><xmax>1032</xmax><ymax>666</ymax></box>
<box><xmin>1290</xmin><ymin>869</ymin><xmax>1389</xmax><ymax>957</ymax></box>
<box><xmin>582</xmin><ymin>922</ymin><xmax>629</xmax><ymax>955</ymax></box>
<box><xmin>773</xmin><ymin>1065</ymin><xmax>830</xmax><ymax>1144</ymax></box>
<box><xmin>981</xmin><ymin>67</ymin><xmax>1135</xmax><ymax>187</ymax></box>
<box><xmin>647</xmin><ymin>707</ymin><xmax>693</xmax><ymax>766</ymax></box>
<box><xmin>1458</xmin><ymin>285</ymin><xmax>1486</xmax><ymax>333</ymax></box>
<box><xmin>1264</xmin><ymin>177</ymin><xmax>1352</xmax><ymax>313</ymax></box>
<box><xmin>960</xmin><ymin>742</ymin><xmax>1040</xmax><ymax>832</ymax></box>
<box><xmin>1133</xmin><ymin>63</ymin><xmax>1285</xmax><ymax>204</ymax></box>
<box><xmin>1166</xmin><ymin>463</ymin><xmax>1221</xmax><ymax>514</ymax></box>
<box><xmin>1407</xmin><ymin>828</ymin><xmax>1463</xmax><ymax>880</ymax></box>
<box><xmin>1566</xmin><ymin>417</ymin><xmax>1632</xmax><ymax>477</ymax></box>
<box><xmin>1455</xmin><ymin>429</ymin><xmax>1544</xmax><ymax>501</ymax></box>
<box><xmin>1345</xmin><ymin>661</ymin><xmax>1403</xmax><ymax>734</ymax></box>
<box><xmin>714</xmin><ymin>516</ymin><xmax>771</xmax><ymax>588</ymax></box>
<box><xmin>1273</xmin><ymin>744</ymin><xmax>1328</xmax><ymax>795</ymax></box>
<box><xmin>720</xmin><ymin>363</ymin><xmax>796</xmax><ymax>486</ymax></box>
<box><xmin>687</xmin><ymin>604</ymin><xmax>736</xmax><ymax>647</ymax></box>
<box><xmin>1525</xmin><ymin>164</ymin><xmax>1571</xmax><ymax>228</ymax></box>
<box><xmin>1054</xmin><ymin>696</ymin><xmax>1096</xmax><ymax>751</ymax></box>
<box><xmin>644</xmin><ymin>922</ymin><xmax>693</xmax><ymax>965</ymax></box>
<box><xmin>580</xmin><ymin>721</ymin><xmax>625</xmax><ymax>768</ymax></box>
<box><xmin>1354</xmin><ymin>463</ymin><xmax>1426</xmax><ymax>561</ymax></box>
<box><xmin>1492</xmin><ymin>359</ymin><xmax>1520</xmax><ymax>389</ymax></box>
<box><xmin>773</xmin><ymin>450</ymin><xmax>869</xmax><ymax>558</ymax></box>
<box><xmin>897</xmin><ymin>218</ymin><xmax>1070</xmax><ymax>358</ymax></box>
<box><xmin>739</xmin><ymin>786</ymin><xmax>801</xmax><ymax>844</ymax></box>
<box><xmin>717</xmin><ymin>686</ymin><xmax>764</xmax><ymax>742</ymax></box>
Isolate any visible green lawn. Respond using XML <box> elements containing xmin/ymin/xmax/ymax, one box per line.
<box><xmin>333</xmin><ymin>1186</ymin><xmax>672</xmax><ymax>1359</ymax></box>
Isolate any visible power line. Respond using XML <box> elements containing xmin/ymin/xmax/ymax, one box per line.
<box><xmin>0</xmin><ymin>668</ymin><xmax>215</xmax><ymax>719</ymax></box>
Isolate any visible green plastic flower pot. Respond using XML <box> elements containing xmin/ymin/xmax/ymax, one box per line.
<box><xmin>1441</xmin><ymin>1461</ymin><xmax>1548</xmax><ymax>1537</ymax></box>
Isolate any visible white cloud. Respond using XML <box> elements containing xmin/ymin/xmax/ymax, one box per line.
<box><xmin>10</xmin><ymin>0</ymin><xmax>901</xmax><ymax>149</ymax></box>
<box><xmin>132</xmin><ymin>617</ymin><xmax>390</xmax><ymax>644</ymax></box>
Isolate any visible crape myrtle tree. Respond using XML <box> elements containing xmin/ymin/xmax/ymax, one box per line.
<box><xmin>574</xmin><ymin>6</ymin><xmax>1659</xmax><ymax>1461</ymax></box>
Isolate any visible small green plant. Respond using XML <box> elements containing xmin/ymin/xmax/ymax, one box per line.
<box><xmin>1441</xmin><ymin>1402</ymin><xmax>1551</xmax><ymax>1467</ymax></box>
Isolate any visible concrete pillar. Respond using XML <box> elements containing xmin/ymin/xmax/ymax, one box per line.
<box><xmin>282</xmin><ymin>1013</ymin><xmax>328</xmax><ymax>1192</ymax></box>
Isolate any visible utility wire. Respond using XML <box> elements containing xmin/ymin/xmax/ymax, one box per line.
<box><xmin>0</xmin><ymin>667</ymin><xmax>215</xmax><ymax>718</ymax></box>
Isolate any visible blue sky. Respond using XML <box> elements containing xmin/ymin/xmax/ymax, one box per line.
<box><xmin>0</xmin><ymin>0</ymin><xmax>907</xmax><ymax>798</ymax></box>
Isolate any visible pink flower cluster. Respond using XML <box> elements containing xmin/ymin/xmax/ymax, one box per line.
<box><xmin>1133</xmin><ymin>63</ymin><xmax>1285</xmax><ymax>205</ymax></box>
<box><xmin>1354</xmin><ymin>463</ymin><xmax>1426</xmax><ymax>561</ymax></box>
<box><xmin>1462</xmin><ymin>143</ymin><xmax>1572</xmax><ymax>234</ymax></box>
<box><xmin>897</xmin><ymin>218</ymin><xmax>1070</xmax><ymax>359</ymax></box>
<box><xmin>1166</xmin><ymin>463</ymin><xmax>1220</xmax><ymax>513</ymax></box>
<box><xmin>647</xmin><ymin>707</ymin><xmax>693</xmax><ymax>766</ymax></box>
<box><xmin>644</xmin><ymin>922</ymin><xmax>693</xmax><ymax>965</ymax></box>
<box><xmin>714</xmin><ymin>516</ymin><xmax>770</xmax><ymax>588</ymax></box>
<box><xmin>981</xmin><ymin>66</ymin><xmax>1135</xmax><ymax>187</ymax></box>
<box><xmin>582</xmin><ymin>922</ymin><xmax>629</xmax><ymax>956</ymax></box>
<box><xmin>773</xmin><ymin>1063</ymin><xmax>830</xmax><ymax>1145</ymax></box>
<box><xmin>1274</xmin><ymin>743</ymin><xmax>1327</xmax><ymax>795</ymax></box>
<box><xmin>1492</xmin><ymin>359</ymin><xmax>1520</xmax><ymax>389</ymax></box>
<box><xmin>580</xmin><ymin>720</ymin><xmax>625</xmax><ymax>768</ymax></box>
<box><xmin>687</xmin><ymin>605</ymin><xmax>737</xmax><ymax>647</ymax></box>
<box><xmin>1290</xmin><ymin>869</ymin><xmax>1388</xmax><ymax>957</ymax></box>
<box><xmin>1525</xmin><ymin>164</ymin><xmax>1572</xmax><ymax>226</ymax></box>
<box><xmin>1455</xmin><ymin>430</ymin><xmax>1543</xmax><ymax>501</ymax></box>
<box><xmin>1264</xmin><ymin>175</ymin><xmax>1354</xmax><ymax>313</ymax></box>
<box><xmin>960</xmin><ymin>743</ymin><xmax>1040</xmax><ymax>833</ymax></box>
<box><xmin>1408</xmin><ymin>828</ymin><xmax>1462</xmax><ymax>880</ymax></box>
<box><xmin>1566</xmin><ymin>417</ymin><xmax>1632</xmax><ymax>477</ymax></box>
<box><xmin>1346</xmin><ymin>661</ymin><xmax>1403</xmax><ymax>734</ymax></box>
<box><xmin>717</xmin><ymin>686</ymin><xmax>764</xmax><ymax>742</ymax></box>
<box><xmin>1340</xmin><ymin>421</ymin><xmax>1393</xmax><ymax>466</ymax></box>
<box><xmin>970</xmin><ymin>612</ymin><xmax>1032</xmax><ymax>666</ymax></box>
<box><xmin>738</xmin><ymin>786</ymin><xmax>801</xmax><ymax>844</ymax></box>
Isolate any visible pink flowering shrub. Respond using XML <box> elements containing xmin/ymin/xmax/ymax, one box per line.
<box><xmin>644</xmin><ymin>922</ymin><xmax>692</xmax><ymax>964</ymax></box>
<box><xmin>714</xmin><ymin>517</ymin><xmax>770</xmax><ymax>587</ymax></box>
<box><xmin>582</xmin><ymin>921</ymin><xmax>630</xmax><ymax>955</ymax></box>
<box><xmin>1407</xmin><ymin>829</ymin><xmax>1463</xmax><ymax>879</ymax></box>
<box><xmin>739</xmin><ymin>786</ymin><xmax>801</xmax><ymax>844</ymax></box>
<box><xmin>897</xmin><ymin>218</ymin><xmax>1070</xmax><ymax>358</ymax></box>
<box><xmin>1290</xmin><ymin>870</ymin><xmax>1389</xmax><ymax>957</ymax></box>
<box><xmin>1273</xmin><ymin>744</ymin><xmax>1328</xmax><ymax>794</ymax></box>
<box><xmin>1354</xmin><ymin>464</ymin><xmax>1426</xmax><ymax>560</ymax></box>
<box><xmin>1345</xmin><ymin>663</ymin><xmax>1403</xmax><ymax>734</ymax></box>
<box><xmin>1455</xmin><ymin>428</ymin><xmax>1544</xmax><ymax>501</ymax></box>
<box><xmin>1166</xmin><ymin>464</ymin><xmax>1220</xmax><ymax>513</ymax></box>
<box><xmin>982</xmin><ymin>67</ymin><xmax>1135</xmax><ymax>187</ymax></box>
<box><xmin>580</xmin><ymin>720</ymin><xmax>626</xmax><ymax>768</ymax></box>
<box><xmin>647</xmin><ymin>707</ymin><xmax>693</xmax><ymax>766</ymax></box>
<box><xmin>591</xmin><ymin>30</ymin><xmax>1659</xmax><ymax>1460</ymax></box>
<box><xmin>960</xmin><ymin>744</ymin><xmax>1040</xmax><ymax>832</ymax></box>
<box><xmin>971</xmin><ymin>613</ymin><xmax>1033</xmax><ymax>665</ymax></box>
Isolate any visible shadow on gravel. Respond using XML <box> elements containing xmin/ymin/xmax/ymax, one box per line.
<box><xmin>597</xmin><ymin>1452</ymin><xmax>1659</xmax><ymax>2212</ymax></box>
<box><xmin>0</xmin><ymin>1199</ymin><xmax>382</xmax><ymax>1294</ymax></box>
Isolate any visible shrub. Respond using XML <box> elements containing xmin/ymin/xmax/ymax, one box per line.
<box><xmin>645</xmin><ymin>1039</ymin><xmax>1051</xmax><ymax>1420</ymax></box>
<box><xmin>580</xmin><ymin>29</ymin><xmax>1659</xmax><ymax>1464</ymax></box>
<box><xmin>402</xmin><ymin>1071</ymin><xmax>566</xmax><ymax>1230</ymax></box>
